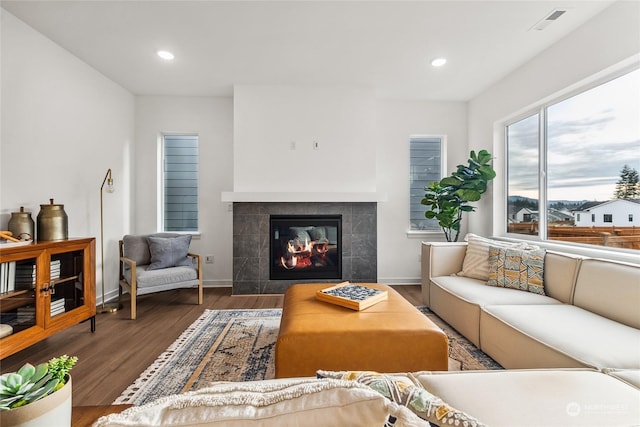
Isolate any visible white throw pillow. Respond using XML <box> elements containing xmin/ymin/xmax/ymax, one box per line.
<box><xmin>93</xmin><ymin>378</ymin><xmax>430</xmax><ymax>427</ymax></box>
<box><xmin>458</xmin><ymin>233</ymin><xmax>525</xmax><ymax>281</ymax></box>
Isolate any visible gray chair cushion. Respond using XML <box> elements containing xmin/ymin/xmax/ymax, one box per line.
<box><xmin>122</xmin><ymin>233</ymin><xmax>186</xmax><ymax>267</ymax></box>
<box><xmin>147</xmin><ymin>235</ymin><xmax>193</xmax><ymax>270</ymax></box>
<box><xmin>122</xmin><ymin>235</ymin><xmax>151</xmax><ymax>265</ymax></box>
<box><xmin>124</xmin><ymin>265</ymin><xmax>199</xmax><ymax>295</ymax></box>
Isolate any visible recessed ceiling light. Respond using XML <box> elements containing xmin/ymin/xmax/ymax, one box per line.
<box><xmin>157</xmin><ymin>50</ymin><xmax>175</xmax><ymax>61</ymax></box>
<box><xmin>431</xmin><ymin>58</ymin><xmax>447</xmax><ymax>67</ymax></box>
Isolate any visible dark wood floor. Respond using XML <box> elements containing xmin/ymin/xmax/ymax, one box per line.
<box><xmin>0</xmin><ymin>285</ymin><xmax>423</xmax><ymax>406</ymax></box>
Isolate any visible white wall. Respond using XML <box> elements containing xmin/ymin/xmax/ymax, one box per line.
<box><xmin>468</xmin><ymin>1</ymin><xmax>640</xmax><ymax>237</ymax></box>
<box><xmin>134</xmin><ymin>96</ymin><xmax>234</xmax><ymax>285</ymax></box>
<box><xmin>233</xmin><ymin>85</ymin><xmax>377</xmax><ymax>192</ymax></box>
<box><xmin>0</xmin><ymin>9</ymin><xmax>135</xmax><ymax>303</ymax></box>
<box><xmin>375</xmin><ymin>99</ymin><xmax>467</xmax><ymax>284</ymax></box>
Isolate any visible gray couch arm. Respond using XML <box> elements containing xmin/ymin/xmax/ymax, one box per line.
<box><xmin>421</xmin><ymin>241</ymin><xmax>467</xmax><ymax>306</ymax></box>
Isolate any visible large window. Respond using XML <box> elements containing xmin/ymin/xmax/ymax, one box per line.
<box><xmin>505</xmin><ymin>67</ymin><xmax>640</xmax><ymax>252</ymax></box>
<box><xmin>161</xmin><ymin>134</ymin><xmax>199</xmax><ymax>232</ymax></box>
<box><xmin>409</xmin><ymin>136</ymin><xmax>445</xmax><ymax>231</ymax></box>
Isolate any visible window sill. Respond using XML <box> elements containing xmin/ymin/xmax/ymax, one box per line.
<box><xmin>406</xmin><ymin>230</ymin><xmax>443</xmax><ymax>239</ymax></box>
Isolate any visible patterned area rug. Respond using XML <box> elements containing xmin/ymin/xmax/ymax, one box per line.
<box><xmin>114</xmin><ymin>307</ymin><xmax>501</xmax><ymax>405</ymax></box>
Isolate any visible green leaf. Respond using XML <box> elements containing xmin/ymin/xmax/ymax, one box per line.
<box><xmin>458</xmin><ymin>189</ymin><xmax>482</xmax><ymax>201</ymax></box>
<box><xmin>31</xmin><ymin>363</ymin><xmax>49</xmax><ymax>385</ymax></box>
<box><xmin>16</xmin><ymin>364</ymin><xmax>35</xmax><ymax>383</ymax></box>
<box><xmin>26</xmin><ymin>379</ymin><xmax>59</xmax><ymax>403</ymax></box>
<box><xmin>5</xmin><ymin>374</ymin><xmax>23</xmax><ymax>390</ymax></box>
<box><xmin>440</xmin><ymin>176</ymin><xmax>462</xmax><ymax>186</ymax></box>
<box><xmin>477</xmin><ymin>149</ymin><xmax>492</xmax><ymax>164</ymax></box>
<box><xmin>31</xmin><ymin>373</ymin><xmax>52</xmax><ymax>391</ymax></box>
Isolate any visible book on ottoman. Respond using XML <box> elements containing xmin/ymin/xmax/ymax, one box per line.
<box><xmin>315</xmin><ymin>282</ymin><xmax>388</xmax><ymax>311</ymax></box>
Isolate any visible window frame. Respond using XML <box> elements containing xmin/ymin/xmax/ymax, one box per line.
<box><xmin>158</xmin><ymin>133</ymin><xmax>200</xmax><ymax>234</ymax></box>
<box><xmin>494</xmin><ymin>60</ymin><xmax>639</xmax><ymax>258</ymax></box>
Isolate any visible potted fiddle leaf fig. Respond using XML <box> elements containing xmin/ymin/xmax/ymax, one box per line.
<box><xmin>0</xmin><ymin>355</ymin><xmax>77</xmax><ymax>427</ymax></box>
<box><xmin>421</xmin><ymin>149</ymin><xmax>496</xmax><ymax>242</ymax></box>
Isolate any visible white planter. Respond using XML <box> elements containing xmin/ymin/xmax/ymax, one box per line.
<box><xmin>0</xmin><ymin>376</ymin><xmax>72</xmax><ymax>427</ymax></box>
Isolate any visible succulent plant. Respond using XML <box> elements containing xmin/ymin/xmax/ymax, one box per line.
<box><xmin>0</xmin><ymin>355</ymin><xmax>77</xmax><ymax>411</ymax></box>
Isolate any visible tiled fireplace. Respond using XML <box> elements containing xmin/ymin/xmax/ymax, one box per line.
<box><xmin>232</xmin><ymin>202</ymin><xmax>377</xmax><ymax>294</ymax></box>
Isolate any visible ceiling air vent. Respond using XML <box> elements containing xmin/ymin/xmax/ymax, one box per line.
<box><xmin>529</xmin><ymin>9</ymin><xmax>567</xmax><ymax>31</ymax></box>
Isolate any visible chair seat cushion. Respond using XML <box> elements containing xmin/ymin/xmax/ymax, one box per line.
<box><xmin>125</xmin><ymin>265</ymin><xmax>199</xmax><ymax>294</ymax></box>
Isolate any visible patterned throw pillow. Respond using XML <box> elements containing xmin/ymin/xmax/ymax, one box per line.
<box><xmin>487</xmin><ymin>246</ymin><xmax>546</xmax><ymax>295</ymax></box>
<box><xmin>317</xmin><ymin>370</ymin><xmax>486</xmax><ymax>427</ymax></box>
<box><xmin>458</xmin><ymin>234</ymin><xmax>526</xmax><ymax>281</ymax></box>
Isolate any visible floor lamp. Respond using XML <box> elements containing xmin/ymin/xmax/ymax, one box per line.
<box><xmin>98</xmin><ymin>168</ymin><xmax>120</xmax><ymax>313</ymax></box>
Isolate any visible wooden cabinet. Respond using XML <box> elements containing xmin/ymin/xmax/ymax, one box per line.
<box><xmin>0</xmin><ymin>238</ymin><xmax>96</xmax><ymax>359</ymax></box>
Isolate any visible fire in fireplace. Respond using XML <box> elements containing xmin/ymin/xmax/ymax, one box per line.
<box><xmin>269</xmin><ymin>215</ymin><xmax>342</xmax><ymax>280</ymax></box>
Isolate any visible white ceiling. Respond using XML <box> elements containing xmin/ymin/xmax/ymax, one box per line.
<box><xmin>1</xmin><ymin>0</ymin><xmax>616</xmax><ymax>100</ymax></box>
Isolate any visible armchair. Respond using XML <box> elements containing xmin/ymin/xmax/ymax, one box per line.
<box><xmin>118</xmin><ymin>233</ymin><xmax>203</xmax><ymax>319</ymax></box>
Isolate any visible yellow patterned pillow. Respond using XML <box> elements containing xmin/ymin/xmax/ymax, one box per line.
<box><xmin>488</xmin><ymin>246</ymin><xmax>546</xmax><ymax>295</ymax></box>
<box><xmin>317</xmin><ymin>370</ymin><xmax>486</xmax><ymax>427</ymax></box>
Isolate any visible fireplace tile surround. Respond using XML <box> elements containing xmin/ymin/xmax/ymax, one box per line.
<box><xmin>233</xmin><ymin>202</ymin><xmax>377</xmax><ymax>294</ymax></box>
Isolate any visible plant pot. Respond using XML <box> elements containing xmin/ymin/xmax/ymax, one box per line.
<box><xmin>0</xmin><ymin>376</ymin><xmax>72</xmax><ymax>427</ymax></box>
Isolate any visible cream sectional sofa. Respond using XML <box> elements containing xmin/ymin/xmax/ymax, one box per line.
<box><xmin>421</xmin><ymin>236</ymin><xmax>640</xmax><ymax>370</ymax></box>
<box><xmin>95</xmin><ymin>368</ymin><xmax>640</xmax><ymax>426</ymax></box>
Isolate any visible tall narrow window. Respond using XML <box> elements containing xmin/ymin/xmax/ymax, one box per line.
<box><xmin>162</xmin><ymin>134</ymin><xmax>199</xmax><ymax>232</ymax></box>
<box><xmin>506</xmin><ymin>114</ymin><xmax>540</xmax><ymax>236</ymax></box>
<box><xmin>409</xmin><ymin>136</ymin><xmax>444</xmax><ymax>231</ymax></box>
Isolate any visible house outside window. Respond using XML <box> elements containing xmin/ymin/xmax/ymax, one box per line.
<box><xmin>161</xmin><ymin>134</ymin><xmax>199</xmax><ymax>232</ymax></box>
<box><xmin>504</xmin><ymin>67</ymin><xmax>639</xmax><ymax>252</ymax></box>
<box><xmin>409</xmin><ymin>136</ymin><xmax>445</xmax><ymax>231</ymax></box>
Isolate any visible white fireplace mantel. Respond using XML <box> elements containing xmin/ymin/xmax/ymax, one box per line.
<box><xmin>221</xmin><ymin>192</ymin><xmax>387</xmax><ymax>203</ymax></box>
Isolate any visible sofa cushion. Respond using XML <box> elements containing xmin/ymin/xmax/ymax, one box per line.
<box><xmin>604</xmin><ymin>369</ymin><xmax>640</xmax><ymax>389</ymax></box>
<box><xmin>93</xmin><ymin>378</ymin><xmax>430</xmax><ymax>427</ymax></box>
<box><xmin>317</xmin><ymin>370</ymin><xmax>486</xmax><ymax>426</ymax></box>
<box><xmin>412</xmin><ymin>369</ymin><xmax>640</xmax><ymax>427</ymax></box>
<box><xmin>147</xmin><ymin>235</ymin><xmax>193</xmax><ymax>270</ymax></box>
<box><xmin>431</xmin><ymin>276</ymin><xmax>560</xmax><ymax>307</ymax></box>
<box><xmin>458</xmin><ymin>234</ymin><xmax>525</xmax><ymax>281</ymax></box>
<box><xmin>488</xmin><ymin>246</ymin><xmax>546</xmax><ymax>295</ymax></box>
<box><xmin>480</xmin><ymin>304</ymin><xmax>640</xmax><ymax>369</ymax></box>
<box><xmin>573</xmin><ymin>258</ymin><xmax>640</xmax><ymax>329</ymax></box>
<box><xmin>124</xmin><ymin>265</ymin><xmax>198</xmax><ymax>294</ymax></box>
<box><xmin>541</xmin><ymin>251</ymin><xmax>582</xmax><ymax>304</ymax></box>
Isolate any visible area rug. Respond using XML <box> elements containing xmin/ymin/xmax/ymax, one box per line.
<box><xmin>114</xmin><ymin>307</ymin><xmax>501</xmax><ymax>405</ymax></box>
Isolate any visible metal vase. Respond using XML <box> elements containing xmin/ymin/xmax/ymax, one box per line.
<box><xmin>8</xmin><ymin>207</ymin><xmax>35</xmax><ymax>241</ymax></box>
<box><xmin>37</xmin><ymin>199</ymin><xmax>68</xmax><ymax>241</ymax></box>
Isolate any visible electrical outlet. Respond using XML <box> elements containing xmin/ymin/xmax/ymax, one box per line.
<box><xmin>205</xmin><ymin>255</ymin><xmax>214</xmax><ymax>264</ymax></box>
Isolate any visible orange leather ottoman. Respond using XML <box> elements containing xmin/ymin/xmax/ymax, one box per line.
<box><xmin>275</xmin><ymin>283</ymin><xmax>449</xmax><ymax>378</ymax></box>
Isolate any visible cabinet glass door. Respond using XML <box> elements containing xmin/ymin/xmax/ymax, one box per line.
<box><xmin>48</xmin><ymin>249</ymin><xmax>85</xmax><ymax>321</ymax></box>
<box><xmin>0</xmin><ymin>257</ymin><xmax>37</xmax><ymax>336</ymax></box>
